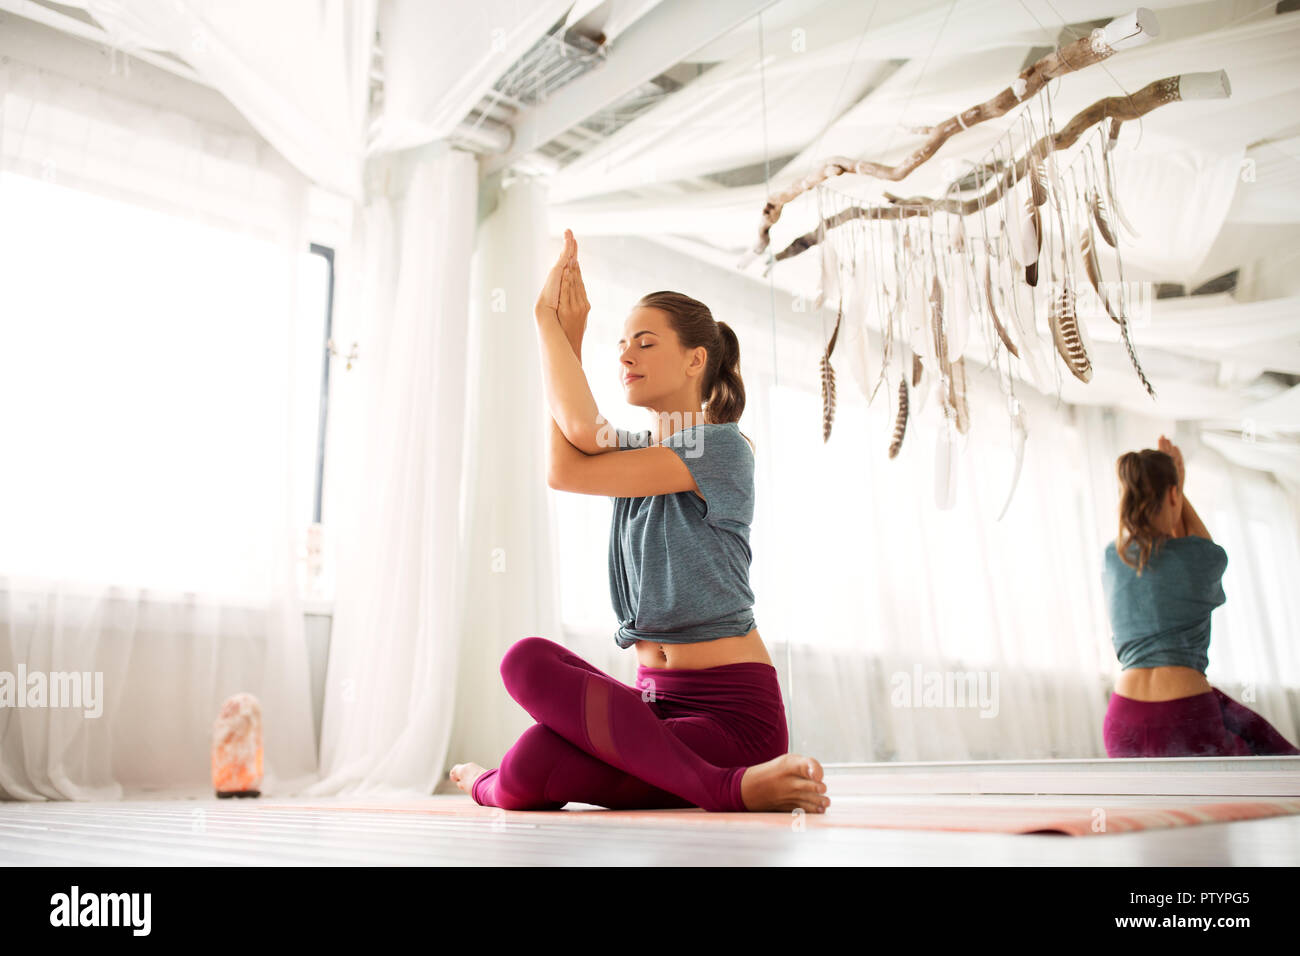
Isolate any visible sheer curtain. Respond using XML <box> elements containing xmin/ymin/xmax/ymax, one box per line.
<box><xmin>0</xmin><ymin>58</ymin><xmax>318</xmax><ymax>798</ymax></box>
<box><xmin>551</xmin><ymin>234</ymin><xmax>1300</xmax><ymax>764</ymax></box>
<box><xmin>438</xmin><ymin>174</ymin><xmax>568</xmax><ymax>791</ymax></box>
<box><xmin>306</xmin><ymin>140</ymin><xmax>478</xmax><ymax>796</ymax></box>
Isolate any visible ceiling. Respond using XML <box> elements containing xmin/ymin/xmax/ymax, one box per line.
<box><xmin>6</xmin><ymin>0</ymin><xmax>1299</xmax><ymax>482</ymax></box>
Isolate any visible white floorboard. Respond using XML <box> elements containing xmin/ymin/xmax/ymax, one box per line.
<box><xmin>1</xmin><ymin>795</ymin><xmax>1298</xmax><ymax>866</ymax></box>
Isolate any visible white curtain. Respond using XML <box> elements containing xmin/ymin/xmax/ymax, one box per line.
<box><xmin>548</xmin><ymin>234</ymin><xmax>1300</xmax><ymax>764</ymax></box>
<box><xmin>0</xmin><ymin>58</ymin><xmax>318</xmax><ymax>798</ymax></box>
<box><xmin>58</xmin><ymin>0</ymin><xmax>378</xmax><ymax>201</ymax></box>
<box><xmin>306</xmin><ymin>141</ymin><xmax>478</xmax><ymax>796</ymax></box>
<box><xmin>439</xmin><ymin>175</ymin><xmax>568</xmax><ymax>791</ymax></box>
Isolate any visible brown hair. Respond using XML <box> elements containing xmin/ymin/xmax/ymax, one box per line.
<box><xmin>1116</xmin><ymin>449</ymin><xmax>1180</xmax><ymax>575</ymax></box>
<box><xmin>636</xmin><ymin>290</ymin><xmax>754</xmax><ymax>454</ymax></box>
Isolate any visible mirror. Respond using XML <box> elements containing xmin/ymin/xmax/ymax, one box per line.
<box><xmin>553</xmin><ymin>0</ymin><xmax>1300</xmax><ymax>773</ymax></box>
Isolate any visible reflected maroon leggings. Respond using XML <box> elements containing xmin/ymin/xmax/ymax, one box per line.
<box><xmin>1104</xmin><ymin>687</ymin><xmax>1300</xmax><ymax>757</ymax></box>
<box><xmin>470</xmin><ymin>636</ymin><xmax>789</xmax><ymax>812</ymax></box>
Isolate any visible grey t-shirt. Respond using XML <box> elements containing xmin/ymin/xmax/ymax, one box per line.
<box><xmin>1102</xmin><ymin>535</ymin><xmax>1228</xmax><ymax>672</ymax></box>
<box><xmin>607</xmin><ymin>422</ymin><xmax>757</xmax><ymax>649</ymax></box>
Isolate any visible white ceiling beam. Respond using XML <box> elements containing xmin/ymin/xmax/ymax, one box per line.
<box><xmin>483</xmin><ymin>0</ymin><xmax>780</xmax><ymax>177</ymax></box>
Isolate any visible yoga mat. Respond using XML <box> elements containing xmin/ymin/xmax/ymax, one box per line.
<box><xmin>254</xmin><ymin>795</ymin><xmax>1300</xmax><ymax>837</ymax></box>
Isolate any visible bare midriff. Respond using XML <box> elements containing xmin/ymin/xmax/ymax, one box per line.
<box><xmin>1114</xmin><ymin>665</ymin><xmax>1212</xmax><ymax>702</ymax></box>
<box><xmin>634</xmin><ymin>626</ymin><xmax>774</xmax><ymax>670</ymax></box>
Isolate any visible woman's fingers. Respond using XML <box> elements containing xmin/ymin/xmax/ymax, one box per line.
<box><xmin>537</xmin><ymin>232</ymin><xmax>578</xmax><ymax>315</ymax></box>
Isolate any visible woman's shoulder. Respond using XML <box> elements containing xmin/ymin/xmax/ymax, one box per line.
<box><xmin>1166</xmin><ymin>534</ymin><xmax>1228</xmax><ymax>566</ymax></box>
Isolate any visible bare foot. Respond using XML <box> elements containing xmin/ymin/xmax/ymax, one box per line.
<box><xmin>449</xmin><ymin>762</ymin><xmax>486</xmax><ymax>797</ymax></box>
<box><xmin>740</xmin><ymin>754</ymin><xmax>829</xmax><ymax>813</ymax></box>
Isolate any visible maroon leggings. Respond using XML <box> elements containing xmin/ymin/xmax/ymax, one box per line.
<box><xmin>1104</xmin><ymin>686</ymin><xmax>1300</xmax><ymax>757</ymax></box>
<box><xmin>470</xmin><ymin>636</ymin><xmax>789</xmax><ymax>812</ymax></box>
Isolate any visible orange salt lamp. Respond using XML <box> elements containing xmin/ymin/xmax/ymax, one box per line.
<box><xmin>212</xmin><ymin>692</ymin><xmax>263</xmax><ymax>798</ymax></box>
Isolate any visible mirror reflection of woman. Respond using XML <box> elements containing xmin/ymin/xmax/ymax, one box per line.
<box><xmin>1101</xmin><ymin>436</ymin><xmax>1300</xmax><ymax>757</ymax></box>
<box><xmin>450</xmin><ymin>230</ymin><xmax>829</xmax><ymax>813</ymax></box>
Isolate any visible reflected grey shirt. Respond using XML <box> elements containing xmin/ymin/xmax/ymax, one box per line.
<box><xmin>607</xmin><ymin>422</ymin><xmax>757</xmax><ymax>649</ymax></box>
<box><xmin>1102</xmin><ymin>536</ymin><xmax>1228</xmax><ymax>672</ymax></box>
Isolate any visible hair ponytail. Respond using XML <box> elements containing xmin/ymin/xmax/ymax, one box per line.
<box><xmin>1116</xmin><ymin>449</ymin><xmax>1180</xmax><ymax>576</ymax></box>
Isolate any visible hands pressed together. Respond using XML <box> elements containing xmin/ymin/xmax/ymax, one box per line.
<box><xmin>1158</xmin><ymin>434</ymin><xmax>1185</xmax><ymax>490</ymax></box>
<box><xmin>535</xmin><ymin>228</ymin><xmax>590</xmax><ymax>350</ymax></box>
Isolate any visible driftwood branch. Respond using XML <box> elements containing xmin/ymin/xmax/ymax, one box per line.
<box><xmin>771</xmin><ymin>72</ymin><xmax>1229</xmax><ymax>263</ymax></box>
<box><xmin>745</xmin><ymin>10</ymin><xmax>1159</xmax><ymax>261</ymax></box>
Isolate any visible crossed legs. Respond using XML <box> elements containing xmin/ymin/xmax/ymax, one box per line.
<box><xmin>466</xmin><ymin>636</ymin><xmax>772</xmax><ymax>812</ymax></box>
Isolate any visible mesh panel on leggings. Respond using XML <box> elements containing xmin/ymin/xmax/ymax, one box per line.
<box><xmin>584</xmin><ymin>675</ymin><xmax>620</xmax><ymax>765</ymax></box>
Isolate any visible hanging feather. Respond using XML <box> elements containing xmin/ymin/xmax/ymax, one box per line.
<box><xmin>949</xmin><ymin>357</ymin><xmax>970</xmax><ymax>434</ymax></box>
<box><xmin>983</xmin><ymin>252</ymin><xmax>1019</xmax><ymax>358</ymax></box>
<box><xmin>889</xmin><ymin>376</ymin><xmax>909</xmax><ymax>459</ymax></box>
<box><xmin>1088</xmin><ymin>186</ymin><xmax>1117</xmax><ymax>248</ymax></box>
<box><xmin>1024</xmin><ymin>198</ymin><xmax>1041</xmax><ymax>287</ymax></box>
<box><xmin>1007</xmin><ymin>280</ymin><xmax>1052</xmax><ymax>396</ymax></box>
<box><xmin>820</xmin><ymin>294</ymin><xmax>841</xmax><ymax>442</ymax></box>
<box><xmin>1081</xmin><ymin>224</ymin><xmax>1157</xmax><ymax>398</ymax></box>
<box><xmin>1048</xmin><ymin>282</ymin><xmax>1092</xmax><ymax>383</ymax></box>
<box><xmin>1004</xmin><ymin>177</ymin><xmax>1026</xmax><ymax>264</ymax></box>
<box><xmin>996</xmin><ymin>398</ymin><xmax>1028</xmax><ymax>522</ymax></box>
<box><xmin>911</xmin><ymin>351</ymin><xmax>923</xmax><ymax>387</ymax></box>
<box><xmin>1080</xmin><ymin>224</ymin><xmax>1119</xmax><ymax>325</ymax></box>
<box><xmin>811</xmin><ymin>238</ymin><xmax>840</xmax><ymax>311</ymax></box>
<box><xmin>1010</xmin><ymin>193</ymin><xmax>1039</xmax><ymax>270</ymax></box>
<box><xmin>905</xmin><ymin>269</ymin><xmax>933</xmax><ymax>368</ymax></box>
<box><xmin>929</xmin><ymin>273</ymin><xmax>953</xmax><ymax>389</ymax></box>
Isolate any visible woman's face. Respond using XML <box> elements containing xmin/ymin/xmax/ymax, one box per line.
<box><xmin>617</xmin><ymin>306</ymin><xmax>702</xmax><ymax>407</ymax></box>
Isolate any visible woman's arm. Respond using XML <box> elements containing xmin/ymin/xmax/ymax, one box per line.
<box><xmin>1180</xmin><ymin>494</ymin><xmax>1212</xmax><ymax>540</ymax></box>
<box><xmin>535</xmin><ymin>232</ymin><xmax>617</xmax><ymax>457</ymax></box>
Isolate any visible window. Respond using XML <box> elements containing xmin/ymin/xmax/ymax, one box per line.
<box><xmin>0</xmin><ymin>170</ymin><xmax>326</xmax><ymax>600</ymax></box>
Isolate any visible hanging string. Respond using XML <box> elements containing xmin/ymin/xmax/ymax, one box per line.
<box><xmin>757</xmin><ymin>11</ymin><xmax>779</xmax><ymax>391</ymax></box>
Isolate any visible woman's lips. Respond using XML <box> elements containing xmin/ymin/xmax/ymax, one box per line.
<box><xmin>624</xmin><ymin>375</ymin><xmax>643</xmax><ymax>384</ymax></box>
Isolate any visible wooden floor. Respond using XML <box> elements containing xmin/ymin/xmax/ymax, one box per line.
<box><xmin>2</xmin><ymin>791</ymin><xmax>1299</xmax><ymax>865</ymax></box>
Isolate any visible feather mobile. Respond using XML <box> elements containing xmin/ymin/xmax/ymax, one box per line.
<box><xmin>820</xmin><ymin>294</ymin><xmax>842</xmax><ymax>442</ymax></box>
<box><xmin>1048</xmin><ymin>281</ymin><xmax>1092</xmax><ymax>382</ymax></box>
<box><xmin>889</xmin><ymin>376</ymin><xmax>909</xmax><ymax>459</ymax></box>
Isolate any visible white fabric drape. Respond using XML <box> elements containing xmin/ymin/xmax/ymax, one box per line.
<box><xmin>306</xmin><ymin>141</ymin><xmax>477</xmax><ymax>796</ymax></box>
<box><xmin>440</xmin><ymin>175</ymin><xmax>568</xmax><ymax>790</ymax></box>
<box><xmin>59</xmin><ymin>0</ymin><xmax>378</xmax><ymax>200</ymax></box>
<box><xmin>550</xmin><ymin>234</ymin><xmax>1300</xmax><ymax>763</ymax></box>
<box><xmin>368</xmin><ymin>0</ymin><xmax>576</xmax><ymax>156</ymax></box>
<box><xmin>0</xmin><ymin>57</ymin><xmax>318</xmax><ymax>799</ymax></box>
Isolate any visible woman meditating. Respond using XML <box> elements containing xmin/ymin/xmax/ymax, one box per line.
<box><xmin>1101</xmin><ymin>436</ymin><xmax>1300</xmax><ymax>757</ymax></box>
<box><xmin>449</xmin><ymin>229</ymin><xmax>829</xmax><ymax>813</ymax></box>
